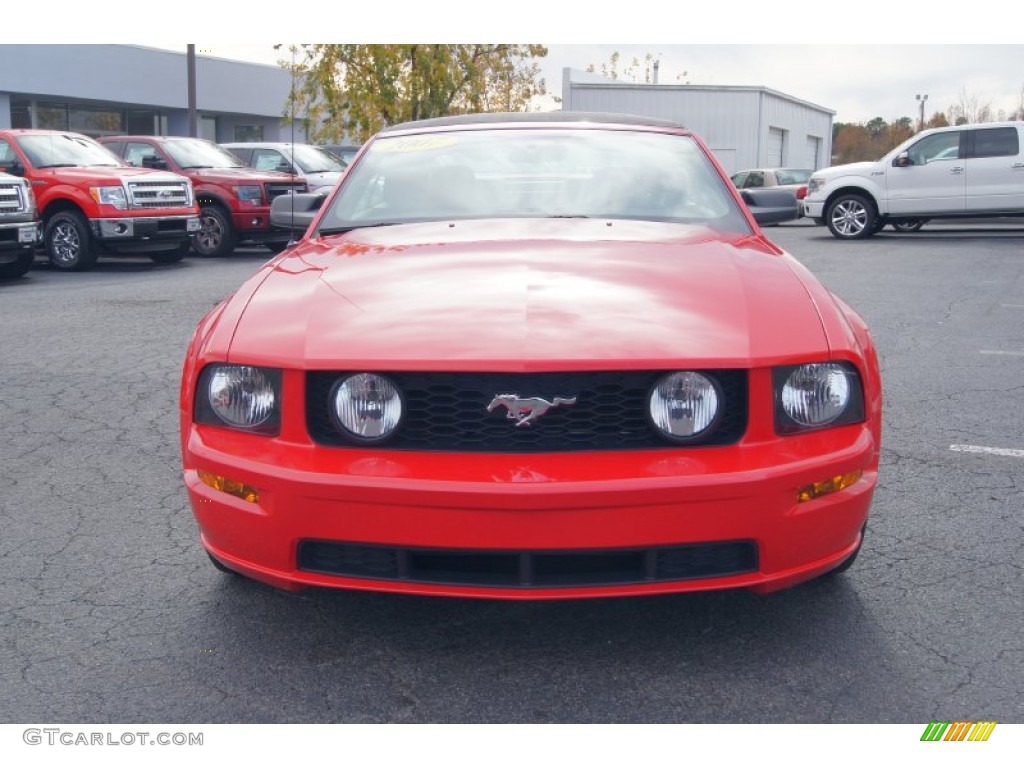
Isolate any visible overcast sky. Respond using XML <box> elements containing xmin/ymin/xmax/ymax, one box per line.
<box><xmin>22</xmin><ymin>1</ymin><xmax>1021</xmax><ymax>126</ymax></box>
<box><xmin>186</xmin><ymin>43</ymin><xmax>1023</xmax><ymax>125</ymax></box>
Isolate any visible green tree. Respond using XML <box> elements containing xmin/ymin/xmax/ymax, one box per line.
<box><xmin>283</xmin><ymin>44</ymin><xmax>549</xmax><ymax>144</ymax></box>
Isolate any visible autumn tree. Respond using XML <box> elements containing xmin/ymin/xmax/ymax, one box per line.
<box><xmin>282</xmin><ymin>44</ymin><xmax>549</xmax><ymax>144</ymax></box>
<box><xmin>586</xmin><ymin>51</ymin><xmax>687</xmax><ymax>84</ymax></box>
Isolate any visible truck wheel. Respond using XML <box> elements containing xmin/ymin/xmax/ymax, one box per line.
<box><xmin>149</xmin><ymin>243</ymin><xmax>189</xmax><ymax>264</ymax></box>
<box><xmin>826</xmin><ymin>194</ymin><xmax>877</xmax><ymax>239</ymax></box>
<box><xmin>192</xmin><ymin>205</ymin><xmax>236</xmax><ymax>257</ymax></box>
<box><xmin>45</xmin><ymin>211</ymin><xmax>98</xmax><ymax>270</ymax></box>
<box><xmin>0</xmin><ymin>249</ymin><xmax>35</xmax><ymax>280</ymax></box>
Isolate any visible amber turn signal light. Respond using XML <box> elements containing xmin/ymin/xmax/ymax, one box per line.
<box><xmin>797</xmin><ymin>470</ymin><xmax>863</xmax><ymax>503</ymax></box>
<box><xmin>198</xmin><ymin>470</ymin><xmax>260</xmax><ymax>504</ymax></box>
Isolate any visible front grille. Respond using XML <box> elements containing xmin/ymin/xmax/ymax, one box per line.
<box><xmin>298</xmin><ymin>540</ymin><xmax>758</xmax><ymax>588</ymax></box>
<box><xmin>265</xmin><ymin>182</ymin><xmax>306</xmax><ymax>201</ymax></box>
<box><xmin>127</xmin><ymin>180</ymin><xmax>190</xmax><ymax>209</ymax></box>
<box><xmin>0</xmin><ymin>183</ymin><xmax>25</xmax><ymax>212</ymax></box>
<box><xmin>307</xmin><ymin>370</ymin><xmax>747</xmax><ymax>452</ymax></box>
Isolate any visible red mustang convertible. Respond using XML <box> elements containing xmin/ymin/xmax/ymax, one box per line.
<box><xmin>180</xmin><ymin>113</ymin><xmax>881</xmax><ymax>599</ymax></box>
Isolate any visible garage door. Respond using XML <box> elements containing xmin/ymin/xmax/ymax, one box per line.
<box><xmin>767</xmin><ymin>128</ymin><xmax>785</xmax><ymax>166</ymax></box>
<box><xmin>805</xmin><ymin>136</ymin><xmax>821</xmax><ymax>170</ymax></box>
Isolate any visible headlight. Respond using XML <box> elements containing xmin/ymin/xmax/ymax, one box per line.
<box><xmin>195</xmin><ymin>365</ymin><xmax>280</xmax><ymax>433</ymax></box>
<box><xmin>807</xmin><ymin>177</ymin><xmax>826</xmax><ymax>195</ymax></box>
<box><xmin>24</xmin><ymin>184</ymin><xmax>37</xmax><ymax>215</ymax></box>
<box><xmin>649</xmin><ymin>371</ymin><xmax>721</xmax><ymax>442</ymax></box>
<box><xmin>330</xmin><ymin>373</ymin><xmax>403</xmax><ymax>443</ymax></box>
<box><xmin>775</xmin><ymin>362</ymin><xmax>864</xmax><ymax>433</ymax></box>
<box><xmin>89</xmin><ymin>186</ymin><xmax>128</xmax><ymax>210</ymax></box>
<box><xmin>234</xmin><ymin>185</ymin><xmax>263</xmax><ymax>203</ymax></box>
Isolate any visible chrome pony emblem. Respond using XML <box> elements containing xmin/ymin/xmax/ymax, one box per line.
<box><xmin>487</xmin><ymin>394</ymin><xmax>577</xmax><ymax>427</ymax></box>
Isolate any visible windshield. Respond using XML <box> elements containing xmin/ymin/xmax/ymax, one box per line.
<box><xmin>18</xmin><ymin>133</ymin><xmax>123</xmax><ymax>168</ymax></box>
<box><xmin>291</xmin><ymin>145</ymin><xmax>346</xmax><ymax>173</ymax></box>
<box><xmin>321</xmin><ymin>128</ymin><xmax>750</xmax><ymax>235</ymax></box>
<box><xmin>775</xmin><ymin>169</ymin><xmax>812</xmax><ymax>185</ymax></box>
<box><xmin>163</xmin><ymin>138</ymin><xmax>244</xmax><ymax>169</ymax></box>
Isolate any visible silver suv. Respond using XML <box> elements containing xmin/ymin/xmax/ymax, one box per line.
<box><xmin>804</xmin><ymin>122</ymin><xmax>1024</xmax><ymax>238</ymax></box>
<box><xmin>222</xmin><ymin>142</ymin><xmax>346</xmax><ymax>195</ymax></box>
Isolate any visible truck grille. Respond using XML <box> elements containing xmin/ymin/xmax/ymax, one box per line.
<box><xmin>265</xmin><ymin>182</ymin><xmax>306</xmax><ymax>202</ymax></box>
<box><xmin>0</xmin><ymin>183</ymin><xmax>26</xmax><ymax>213</ymax></box>
<box><xmin>126</xmin><ymin>180</ymin><xmax>191</xmax><ymax>209</ymax></box>
<box><xmin>307</xmin><ymin>370</ymin><xmax>748</xmax><ymax>452</ymax></box>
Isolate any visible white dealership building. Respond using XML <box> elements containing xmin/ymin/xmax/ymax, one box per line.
<box><xmin>561</xmin><ymin>68</ymin><xmax>834</xmax><ymax>174</ymax></box>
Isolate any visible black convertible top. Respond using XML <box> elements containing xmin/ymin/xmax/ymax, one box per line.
<box><xmin>381</xmin><ymin>111</ymin><xmax>687</xmax><ymax>134</ymax></box>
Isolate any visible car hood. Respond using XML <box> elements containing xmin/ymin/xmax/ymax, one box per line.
<box><xmin>32</xmin><ymin>166</ymin><xmax>187</xmax><ymax>183</ymax></box>
<box><xmin>227</xmin><ymin>219</ymin><xmax>830</xmax><ymax>369</ymax></box>
<box><xmin>812</xmin><ymin>161</ymin><xmax>877</xmax><ymax>180</ymax></box>
<box><xmin>302</xmin><ymin>170</ymin><xmax>344</xmax><ymax>192</ymax></box>
<box><xmin>186</xmin><ymin>167</ymin><xmax>298</xmax><ymax>183</ymax></box>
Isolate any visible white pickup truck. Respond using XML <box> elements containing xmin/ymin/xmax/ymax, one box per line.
<box><xmin>804</xmin><ymin>122</ymin><xmax>1024</xmax><ymax>239</ymax></box>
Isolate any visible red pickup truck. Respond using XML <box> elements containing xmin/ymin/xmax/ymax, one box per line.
<box><xmin>0</xmin><ymin>129</ymin><xmax>199</xmax><ymax>270</ymax></box>
<box><xmin>99</xmin><ymin>136</ymin><xmax>307</xmax><ymax>257</ymax></box>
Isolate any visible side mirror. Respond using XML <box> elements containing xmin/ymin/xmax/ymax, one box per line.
<box><xmin>892</xmin><ymin>152</ymin><xmax>910</xmax><ymax>168</ymax></box>
<box><xmin>270</xmin><ymin>192</ymin><xmax>326</xmax><ymax>233</ymax></box>
<box><xmin>740</xmin><ymin>188</ymin><xmax>798</xmax><ymax>226</ymax></box>
<box><xmin>6</xmin><ymin>160</ymin><xmax>26</xmax><ymax>177</ymax></box>
<box><xmin>276</xmin><ymin>162</ymin><xmax>296</xmax><ymax>175</ymax></box>
<box><xmin>142</xmin><ymin>156</ymin><xmax>169</xmax><ymax>170</ymax></box>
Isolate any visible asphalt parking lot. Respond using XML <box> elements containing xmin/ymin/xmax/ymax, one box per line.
<box><xmin>1</xmin><ymin>220</ymin><xmax>1022</xmax><ymax>723</ymax></box>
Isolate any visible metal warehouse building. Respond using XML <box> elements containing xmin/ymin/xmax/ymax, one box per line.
<box><xmin>0</xmin><ymin>44</ymin><xmax>304</xmax><ymax>142</ymax></box>
<box><xmin>561</xmin><ymin>68</ymin><xmax>834</xmax><ymax>175</ymax></box>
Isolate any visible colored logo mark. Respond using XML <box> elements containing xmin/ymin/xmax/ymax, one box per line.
<box><xmin>921</xmin><ymin>721</ymin><xmax>997</xmax><ymax>742</ymax></box>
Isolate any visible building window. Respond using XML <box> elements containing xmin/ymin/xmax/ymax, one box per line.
<box><xmin>126</xmin><ymin>109</ymin><xmax>168</xmax><ymax>136</ymax></box>
<box><xmin>10</xmin><ymin>98</ymin><xmax>32</xmax><ymax>129</ymax></box>
<box><xmin>234</xmin><ymin>125</ymin><xmax>264</xmax><ymax>142</ymax></box>
<box><xmin>200</xmin><ymin>116</ymin><xmax>219</xmax><ymax>142</ymax></box>
<box><xmin>69</xmin><ymin>106</ymin><xmax>124</xmax><ymax>136</ymax></box>
<box><xmin>37</xmin><ymin>102</ymin><xmax>69</xmax><ymax>130</ymax></box>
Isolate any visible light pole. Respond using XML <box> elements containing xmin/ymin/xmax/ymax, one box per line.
<box><xmin>915</xmin><ymin>94</ymin><xmax>928</xmax><ymax>131</ymax></box>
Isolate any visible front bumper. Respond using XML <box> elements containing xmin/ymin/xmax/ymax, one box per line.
<box><xmin>92</xmin><ymin>215</ymin><xmax>200</xmax><ymax>243</ymax></box>
<box><xmin>0</xmin><ymin>221</ymin><xmax>39</xmax><ymax>258</ymax></box>
<box><xmin>803</xmin><ymin>199</ymin><xmax>826</xmax><ymax>219</ymax></box>
<box><xmin>184</xmin><ymin>423</ymin><xmax>877</xmax><ymax>599</ymax></box>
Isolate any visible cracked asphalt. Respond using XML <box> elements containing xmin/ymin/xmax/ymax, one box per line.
<box><xmin>1</xmin><ymin>223</ymin><xmax>1021</xmax><ymax>724</ymax></box>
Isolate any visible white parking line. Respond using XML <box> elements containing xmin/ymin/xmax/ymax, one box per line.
<box><xmin>980</xmin><ymin>350</ymin><xmax>1024</xmax><ymax>356</ymax></box>
<box><xmin>950</xmin><ymin>444</ymin><xmax>1024</xmax><ymax>459</ymax></box>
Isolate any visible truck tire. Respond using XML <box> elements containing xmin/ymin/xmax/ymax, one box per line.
<box><xmin>0</xmin><ymin>249</ymin><xmax>34</xmax><ymax>280</ymax></box>
<box><xmin>45</xmin><ymin>211</ymin><xmax>98</xmax><ymax>271</ymax></box>
<box><xmin>192</xmin><ymin>205</ymin><xmax>236</xmax><ymax>258</ymax></box>
<box><xmin>826</xmin><ymin>194</ymin><xmax>877</xmax><ymax>240</ymax></box>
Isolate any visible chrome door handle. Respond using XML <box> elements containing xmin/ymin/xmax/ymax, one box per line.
<box><xmin>950</xmin><ymin>166</ymin><xmax>964</xmax><ymax>174</ymax></box>
<box><xmin>1012</xmin><ymin>162</ymin><xmax>1024</xmax><ymax>168</ymax></box>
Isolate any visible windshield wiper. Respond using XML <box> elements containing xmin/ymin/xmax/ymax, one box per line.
<box><xmin>318</xmin><ymin>222</ymin><xmax>402</xmax><ymax>235</ymax></box>
<box><xmin>37</xmin><ymin>163</ymin><xmax>79</xmax><ymax>169</ymax></box>
<box><xmin>547</xmin><ymin>214</ymin><xmax>590</xmax><ymax>219</ymax></box>
<box><xmin>179</xmin><ymin>164</ymin><xmax>214</xmax><ymax>169</ymax></box>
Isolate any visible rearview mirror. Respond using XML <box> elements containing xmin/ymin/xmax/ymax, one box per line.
<box><xmin>270</xmin><ymin>192</ymin><xmax>326</xmax><ymax>233</ymax></box>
